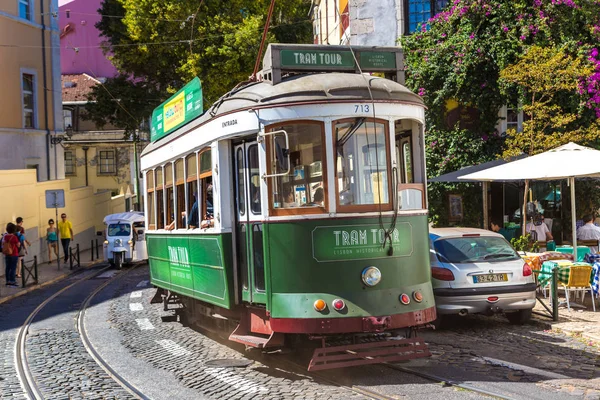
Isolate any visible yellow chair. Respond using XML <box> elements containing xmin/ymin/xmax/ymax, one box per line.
<box><xmin>563</xmin><ymin>265</ymin><xmax>596</xmax><ymax>312</ymax></box>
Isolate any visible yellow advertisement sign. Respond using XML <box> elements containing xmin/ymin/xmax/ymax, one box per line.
<box><xmin>163</xmin><ymin>91</ymin><xmax>186</xmax><ymax>133</ymax></box>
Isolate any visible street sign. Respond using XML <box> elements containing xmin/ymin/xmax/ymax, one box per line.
<box><xmin>45</xmin><ymin>189</ymin><xmax>65</xmax><ymax>208</ymax></box>
<box><xmin>150</xmin><ymin>77</ymin><xmax>203</xmax><ymax>143</ymax></box>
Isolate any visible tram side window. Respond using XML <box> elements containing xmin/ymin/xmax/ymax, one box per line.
<box><xmin>267</xmin><ymin>122</ymin><xmax>326</xmax><ymax>214</ymax></box>
<box><xmin>156</xmin><ymin>168</ymin><xmax>165</xmax><ymax>229</ymax></box>
<box><xmin>199</xmin><ymin>149</ymin><xmax>214</xmax><ymax>228</ymax></box>
<box><xmin>186</xmin><ymin>154</ymin><xmax>199</xmax><ymax>228</ymax></box>
<box><xmin>248</xmin><ymin>144</ymin><xmax>261</xmax><ymax>214</ymax></box>
<box><xmin>146</xmin><ymin>171</ymin><xmax>156</xmax><ymax>229</ymax></box>
<box><xmin>165</xmin><ymin>163</ymin><xmax>174</xmax><ymax>229</ymax></box>
<box><xmin>175</xmin><ymin>159</ymin><xmax>185</xmax><ymax>229</ymax></box>
<box><xmin>394</xmin><ymin>120</ymin><xmax>424</xmax><ymax>210</ymax></box>
<box><xmin>334</xmin><ymin>118</ymin><xmax>391</xmax><ymax>211</ymax></box>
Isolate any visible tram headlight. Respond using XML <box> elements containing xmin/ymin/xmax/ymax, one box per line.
<box><xmin>361</xmin><ymin>266</ymin><xmax>381</xmax><ymax>287</ymax></box>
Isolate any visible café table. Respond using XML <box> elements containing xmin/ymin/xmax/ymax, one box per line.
<box><xmin>584</xmin><ymin>253</ymin><xmax>600</xmax><ymax>264</ymax></box>
<box><xmin>538</xmin><ymin>260</ymin><xmax>596</xmax><ymax>309</ymax></box>
<box><xmin>556</xmin><ymin>246</ymin><xmax>591</xmax><ymax>262</ymax></box>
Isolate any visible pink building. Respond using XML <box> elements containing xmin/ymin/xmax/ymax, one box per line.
<box><xmin>59</xmin><ymin>0</ymin><xmax>117</xmax><ymax>78</ymax></box>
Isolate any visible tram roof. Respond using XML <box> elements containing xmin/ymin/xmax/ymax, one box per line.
<box><xmin>141</xmin><ymin>72</ymin><xmax>423</xmax><ymax>157</ymax></box>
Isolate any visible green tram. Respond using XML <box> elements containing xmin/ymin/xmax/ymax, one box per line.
<box><xmin>141</xmin><ymin>44</ymin><xmax>435</xmax><ymax>370</ymax></box>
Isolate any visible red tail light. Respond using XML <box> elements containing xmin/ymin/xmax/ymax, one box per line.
<box><xmin>332</xmin><ymin>299</ymin><xmax>345</xmax><ymax>311</ymax></box>
<box><xmin>523</xmin><ymin>263</ymin><xmax>532</xmax><ymax>277</ymax></box>
<box><xmin>431</xmin><ymin>267</ymin><xmax>455</xmax><ymax>281</ymax></box>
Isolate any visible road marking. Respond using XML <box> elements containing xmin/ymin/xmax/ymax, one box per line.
<box><xmin>205</xmin><ymin>368</ymin><xmax>268</xmax><ymax>394</ymax></box>
<box><xmin>130</xmin><ymin>291</ymin><xmax>143</xmax><ymax>298</ymax></box>
<box><xmin>156</xmin><ymin>339</ymin><xmax>191</xmax><ymax>357</ymax></box>
<box><xmin>136</xmin><ymin>280</ymin><xmax>149</xmax><ymax>287</ymax></box>
<box><xmin>129</xmin><ymin>303</ymin><xmax>143</xmax><ymax>311</ymax></box>
<box><xmin>480</xmin><ymin>357</ymin><xmax>569</xmax><ymax>379</ymax></box>
<box><xmin>97</xmin><ymin>271</ymin><xmax>117</xmax><ymax>279</ymax></box>
<box><xmin>135</xmin><ymin>318</ymin><xmax>155</xmax><ymax>330</ymax></box>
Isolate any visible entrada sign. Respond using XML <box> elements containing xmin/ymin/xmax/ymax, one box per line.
<box><xmin>311</xmin><ymin>223</ymin><xmax>413</xmax><ymax>262</ymax></box>
<box><xmin>151</xmin><ymin>77</ymin><xmax>203</xmax><ymax>142</ymax></box>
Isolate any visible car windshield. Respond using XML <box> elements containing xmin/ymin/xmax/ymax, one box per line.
<box><xmin>433</xmin><ymin>236</ymin><xmax>519</xmax><ymax>263</ymax></box>
<box><xmin>108</xmin><ymin>223</ymin><xmax>131</xmax><ymax>237</ymax></box>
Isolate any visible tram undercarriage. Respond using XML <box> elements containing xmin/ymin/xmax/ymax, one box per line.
<box><xmin>156</xmin><ymin>288</ymin><xmax>433</xmax><ymax>371</ymax></box>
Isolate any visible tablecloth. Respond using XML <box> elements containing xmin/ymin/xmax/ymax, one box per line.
<box><xmin>584</xmin><ymin>253</ymin><xmax>600</xmax><ymax>264</ymax></box>
<box><xmin>538</xmin><ymin>260</ymin><xmax>595</xmax><ymax>291</ymax></box>
<box><xmin>593</xmin><ymin>263</ymin><xmax>600</xmax><ymax>296</ymax></box>
<box><xmin>556</xmin><ymin>246</ymin><xmax>591</xmax><ymax>262</ymax></box>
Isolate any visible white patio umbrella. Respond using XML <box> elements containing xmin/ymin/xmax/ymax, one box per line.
<box><xmin>459</xmin><ymin>142</ymin><xmax>600</xmax><ymax>260</ymax></box>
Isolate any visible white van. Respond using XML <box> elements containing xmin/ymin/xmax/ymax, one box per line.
<box><xmin>103</xmin><ymin>212</ymin><xmax>147</xmax><ymax>269</ymax></box>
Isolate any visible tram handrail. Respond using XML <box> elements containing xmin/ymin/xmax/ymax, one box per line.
<box><xmin>257</xmin><ymin>129</ymin><xmax>291</xmax><ymax>179</ymax></box>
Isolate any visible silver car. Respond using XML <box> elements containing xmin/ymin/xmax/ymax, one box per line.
<box><xmin>429</xmin><ymin>228</ymin><xmax>536</xmax><ymax>325</ymax></box>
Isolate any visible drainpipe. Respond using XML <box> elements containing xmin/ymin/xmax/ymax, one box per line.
<box><xmin>82</xmin><ymin>146</ymin><xmax>89</xmax><ymax>186</ymax></box>
<box><xmin>41</xmin><ymin>0</ymin><xmax>52</xmax><ymax>180</ymax></box>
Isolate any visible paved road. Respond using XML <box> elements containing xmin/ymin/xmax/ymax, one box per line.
<box><xmin>1</xmin><ymin>265</ymin><xmax>598</xmax><ymax>399</ymax></box>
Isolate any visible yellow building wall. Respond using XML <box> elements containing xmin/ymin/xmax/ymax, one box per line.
<box><xmin>0</xmin><ymin>169</ymin><xmax>125</xmax><ymax>265</ymax></box>
<box><xmin>66</xmin><ymin>144</ymin><xmax>133</xmax><ymax>195</ymax></box>
<box><xmin>0</xmin><ymin>1</ymin><xmax>56</xmax><ymax>131</ymax></box>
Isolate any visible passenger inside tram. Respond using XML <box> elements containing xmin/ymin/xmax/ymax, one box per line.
<box><xmin>283</xmin><ymin>188</ymin><xmax>297</xmax><ymax>208</ymax></box>
<box><xmin>306</xmin><ymin>187</ymin><xmax>324</xmax><ymax>206</ymax></box>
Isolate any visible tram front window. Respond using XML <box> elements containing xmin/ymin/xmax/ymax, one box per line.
<box><xmin>267</xmin><ymin>122</ymin><xmax>326</xmax><ymax>214</ymax></box>
<box><xmin>334</xmin><ymin>118</ymin><xmax>391</xmax><ymax>211</ymax></box>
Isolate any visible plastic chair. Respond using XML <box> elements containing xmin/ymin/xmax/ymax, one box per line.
<box><xmin>563</xmin><ymin>265</ymin><xmax>596</xmax><ymax>312</ymax></box>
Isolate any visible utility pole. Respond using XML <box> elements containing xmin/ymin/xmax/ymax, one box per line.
<box><xmin>133</xmin><ymin>135</ymin><xmax>141</xmax><ymax>211</ymax></box>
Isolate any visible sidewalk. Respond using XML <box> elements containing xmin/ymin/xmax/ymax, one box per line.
<box><xmin>0</xmin><ymin>247</ymin><xmax>105</xmax><ymax>304</ymax></box>
<box><xmin>533</xmin><ymin>293</ymin><xmax>600</xmax><ymax>345</ymax></box>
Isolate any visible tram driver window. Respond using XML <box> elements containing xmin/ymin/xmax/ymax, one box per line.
<box><xmin>334</xmin><ymin>118</ymin><xmax>391</xmax><ymax>211</ymax></box>
<box><xmin>267</xmin><ymin>122</ymin><xmax>326</xmax><ymax>214</ymax></box>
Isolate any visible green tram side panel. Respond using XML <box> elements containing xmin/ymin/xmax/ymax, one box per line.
<box><xmin>147</xmin><ymin>233</ymin><xmax>234</xmax><ymax>309</ymax></box>
<box><xmin>264</xmin><ymin>215</ymin><xmax>433</xmax><ymax>320</ymax></box>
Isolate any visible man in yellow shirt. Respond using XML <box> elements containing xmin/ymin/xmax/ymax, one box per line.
<box><xmin>58</xmin><ymin>213</ymin><xmax>74</xmax><ymax>263</ymax></box>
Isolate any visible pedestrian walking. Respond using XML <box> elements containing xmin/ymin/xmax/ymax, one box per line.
<box><xmin>3</xmin><ymin>223</ymin><xmax>21</xmax><ymax>287</ymax></box>
<box><xmin>46</xmin><ymin>219</ymin><xmax>59</xmax><ymax>263</ymax></box>
<box><xmin>15</xmin><ymin>226</ymin><xmax>30</xmax><ymax>278</ymax></box>
<box><xmin>58</xmin><ymin>213</ymin><xmax>74</xmax><ymax>263</ymax></box>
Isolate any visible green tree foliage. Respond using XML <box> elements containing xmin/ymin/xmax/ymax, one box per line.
<box><xmin>402</xmin><ymin>0</ymin><xmax>600</xmax><ymax>226</ymax></box>
<box><xmin>96</xmin><ymin>0</ymin><xmax>311</xmax><ymax>103</ymax></box>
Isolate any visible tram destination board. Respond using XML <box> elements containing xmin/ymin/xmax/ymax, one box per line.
<box><xmin>262</xmin><ymin>44</ymin><xmax>405</xmax><ymax>84</ymax></box>
<box><xmin>151</xmin><ymin>77</ymin><xmax>203</xmax><ymax>142</ymax></box>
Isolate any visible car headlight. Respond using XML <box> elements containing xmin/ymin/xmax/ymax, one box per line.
<box><xmin>115</xmin><ymin>239</ymin><xmax>122</xmax><ymax>246</ymax></box>
<box><xmin>362</xmin><ymin>266</ymin><xmax>381</xmax><ymax>287</ymax></box>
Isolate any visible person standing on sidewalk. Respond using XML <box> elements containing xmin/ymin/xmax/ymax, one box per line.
<box><xmin>46</xmin><ymin>219</ymin><xmax>59</xmax><ymax>263</ymax></box>
<box><xmin>58</xmin><ymin>213</ymin><xmax>74</xmax><ymax>263</ymax></box>
<box><xmin>3</xmin><ymin>223</ymin><xmax>21</xmax><ymax>286</ymax></box>
<box><xmin>15</xmin><ymin>226</ymin><xmax>30</xmax><ymax>278</ymax></box>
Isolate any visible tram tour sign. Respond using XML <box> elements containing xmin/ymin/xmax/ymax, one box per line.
<box><xmin>151</xmin><ymin>77</ymin><xmax>203</xmax><ymax>142</ymax></box>
<box><xmin>311</xmin><ymin>222</ymin><xmax>413</xmax><ymax>262</ymax></box>
<box><xmin>262</xmin><ymin>44</ymin><xmax>405</xmax><ymax>85</ymax></box>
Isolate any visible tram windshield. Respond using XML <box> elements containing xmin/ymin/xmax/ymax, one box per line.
<box><xmin>334</xmin><ymin>118</ymin><xmax>391</xmax><ymax>211</ymax></box>
<box><xmin>267</xmin><ymin>122</ymin><xmax>326</xmax><ymax>214</ymax></box>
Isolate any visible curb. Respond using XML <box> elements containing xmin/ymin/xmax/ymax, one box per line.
<box><xmin>0</xmin><ymin>259</ymin><xmax>106</xmax><ymax>305</ymax></box>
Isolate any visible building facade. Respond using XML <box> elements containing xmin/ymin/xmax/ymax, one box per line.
<box><xmin>59</xmin><ymin>0</ymin><xmax>141</xmax><ymax>210</ymax></box>
<box><xmin>310</xmin><ymin>0</ymin><xmax>448</xmax><ymax>46</ymax></box>
<box><xmin>0</xmin><ymin>0</ymin><xmax>64</xmax><ymax>181</ymax></box>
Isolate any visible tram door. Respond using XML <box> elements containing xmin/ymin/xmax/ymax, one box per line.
<box><xmin>234</xmin><ymin>142</ymin><xmax>267</xmax><ymax>305</ymax></box>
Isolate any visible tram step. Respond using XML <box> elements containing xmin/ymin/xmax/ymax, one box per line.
<box><xmin>308</xmin><ymin>336</ymin><xmax>431</xmax><ymax>371</ymax></box>
<box><xmin>229</xmin><ymin>324</ymin><xmax>285</xmax><ymax>348</ymax></box>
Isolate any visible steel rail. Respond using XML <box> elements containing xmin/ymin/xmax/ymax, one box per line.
<box><xmin>76</xmin><ymin>264</ymin><xmax>149</xmax><ymax>400</ymax></box>
<box><xmin>15</xmin><ymin>265</ymin><xmax>113</xmax><ymax>400</ymax></box>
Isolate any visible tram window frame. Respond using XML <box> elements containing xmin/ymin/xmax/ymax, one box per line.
<box><xmin>236</xmin><ymin>147</ymin><xmax>246</xmax><ymax>216</ymax></box>
<box><xmin>265</xmin><ymin>120</ymin><xmax>328</xmax><ymax>216</ymax></box>
<box><xmin>175</xmin><ymin>158</ymin><xmax>185</xmax><ymax>229</ymax></box>
<box><xmin>186</xmin><ymin>153</ymin><xmax>199</xmax><ymax>228</ymax></box>
<box><xmin>156</xmin><ymin>167</ymin><xmax>165</xmax><ymax>229</ymax></box>
<box><xmin>146</xmin><ymin>170</ymin><xmax>156</xmax><ymax>230</ymax></box>
<box><xmin>333</xmin><ymin>117</ymin><xmax>393</xmax><ymax>213</ymax></box>
<box><xmin>165</xmin><ymin>163</ymin><xmax>174</xmax><ymax>229</ymax></box>
<box><xmin>248</xmin><ymin>144</ymin><xmax>261</xmax><ymax>215</ymax></box>
<box><xmin>198</xmin><ymin>148</ymin><xmax>214</xmax><ymax>228</ymax></box>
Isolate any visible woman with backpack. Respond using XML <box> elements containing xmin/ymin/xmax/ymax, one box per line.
<box><xmin>15</xmin><ymin>226</ymin><xmax>30</xmax><ymax>278</ymax></box>
<box><xmin>3</xmin><ymin>223</ymin><xmax>21</xmax><ymax>287</ymax></box>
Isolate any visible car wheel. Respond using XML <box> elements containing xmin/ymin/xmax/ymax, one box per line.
<box><xmin>505</xmin><ymin>308</ymin><xmax>532</xmax><ymax>325</ymax></box>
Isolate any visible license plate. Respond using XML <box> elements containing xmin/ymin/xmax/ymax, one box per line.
<box><xmin>473</xmin><ymin>273</ymin><xmax>508</xmax><ymax>283</ymax></box>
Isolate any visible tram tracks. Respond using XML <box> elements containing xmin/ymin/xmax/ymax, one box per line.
<box><xmin>15</xmin><ymin>265</ymin><xmax>147</xmax><ymax>400</ymax></box>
